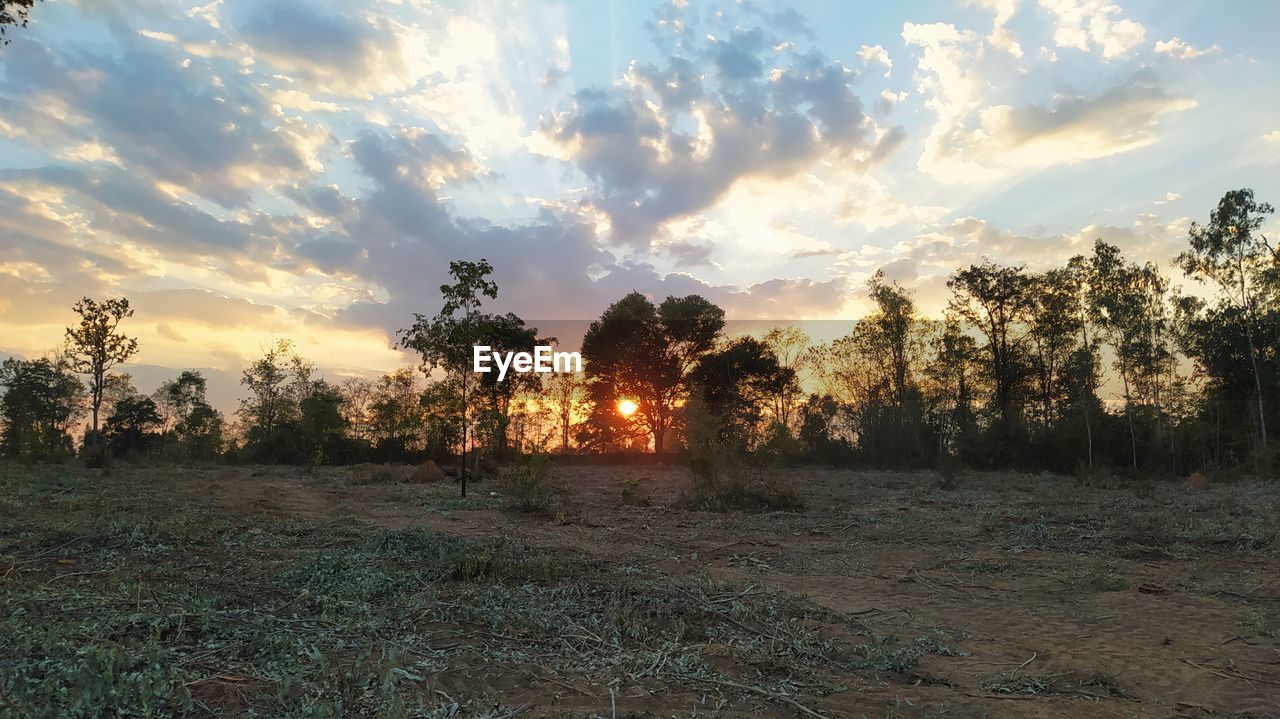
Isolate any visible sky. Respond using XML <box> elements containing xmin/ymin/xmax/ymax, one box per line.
<box><xmin>1</xmin><ymin>0</ymin><xmax>1278</xmax><ymax>413</ymax></box>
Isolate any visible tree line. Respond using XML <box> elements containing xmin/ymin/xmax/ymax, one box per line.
<box><xmin>2</xmin><ymin>189</ymin><xmax>1276</xmax><ymax>477</ymax></box>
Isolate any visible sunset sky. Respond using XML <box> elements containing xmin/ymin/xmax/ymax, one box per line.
<box><xmin>1</xmin><ymin>0</ymin><xmax>1278</xmax><ymax>412</ymax></box>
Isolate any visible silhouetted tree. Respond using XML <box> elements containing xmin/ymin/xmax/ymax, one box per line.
<box><xmin>368</xmin><ymin>368</ymin><xmax>424</xmax><ymax>460</ymax></box>
<box><xmin>691</xmin><ymin>336</ymin><xmax>796</xmax><ymax>451</ymax></box>
<box><xmin>64</xmin><ymin>297</ymin><xmax>138</xmax><ymax>461</ymax></box>
<box><xmin>0</xmin><ymin>355</ymin><xmax>83</xmax><ymax>461</ymax></box>
<box><xmin>581</xmin><ymin>291</ymin><xmax>724</xmax><ymax>454</ymax></box>
<box><xmin>104</xmin><ymin>395</ymin><xmax>161</xmax><ymax>457</ymax></box>
<box><xmin>400</xmin><ymin>259</ymin><xmax>498</xmax><ymax>496</ymax></box>
<box><xmin>1179</xmin><ymin>189</ymin><xmax>1277</xmax><ymax>459</ymax></box>
<box><xmin>0</xmin><ymin>0</ymin><xmax>38</xmax><ymax>46</ymax></box>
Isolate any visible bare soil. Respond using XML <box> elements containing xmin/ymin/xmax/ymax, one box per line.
<box><xmin>4</xmin><ymin>463</ymin><xmax>1278</xmax><ymax>717</ymax></box>
<box><xmin>175</xmin><ymin>464</ymin><xmax>1280</xmax><ymax>717</ymax></box>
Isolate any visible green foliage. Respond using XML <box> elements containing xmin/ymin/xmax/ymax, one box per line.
<box><xmin>0</xmin><ymin>355</ymin><xmax>83</xmax><ymax>461</ymax></box>
<box><xmin>501</xmin><ymin>452</ymin><xmax>555</xmax><ymax>515</ymax></box>
<box><xmin>683</xmin><ymin>398</ymin><xmax>805</xmax><ymax>512</ymax></box>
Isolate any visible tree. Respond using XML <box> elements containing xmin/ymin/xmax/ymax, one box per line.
<box><xmin>1026</xmin><ymin>268</ymin><xmax>1083</xmax><ymax>433</ymax></box>
<box><xmin>1086</xmin><ymin>241</ymin><xmax>1177</xmax><ymax>467</ymax></box>
<box><xmin>338</xmin><ymin>377</ymin><xmax>375</xmax><ymax>443</ymax></box>
<box><xmin>400</xmin><ymin>259</ymin><xmax>498</xmax><ymax>496</ymax></box>
<box><xmin>64</xmin><ymin>297</ymin><xmax>139</xmax><ymax>457</ymax></box>
<box><xmin>155</xmin><ymin>371</ymin><xmax>222</xmax><ymax>459</ymax></box>
<box><xmin>809</xmin><ymin>273</ymin><xmax>935</xmax><ymax>465</ymax></box>
<box><xmin>299</xmin><ymin>381</ymin><xmax>349</xmax><ymax>464</ymax></box>
<box><xmin>1064</xmin><ymin>254</ymin><xmax>1103</xmax><ymax>469</ymax></box>
<box><xmin>472</xmin><ymin>312</ymin><xmax>543</xmax><ymax>455</ymax></box>
<box><xmin>104</xmin><ymin>395</ymin><xmax>161</xmax><ymax>457</ymax></box>
<box><xmin>0</xmin><ymin>355</ymin><xmax>83</xmax><ymax>461</ymax></box>
<box><xmin>238</xmin><ymin>340</ymin><xmax>299</xmax><ymax>440</ymax></box>
<box><xmin>368</xmin><ymin>368</ymin><xmax>424</xmax><ymax>460</ymax></box>
<box><xmin>947</xmin><ymin>262</ymin><xmax>1033</xmax><ymax>431</ymax></box>
<box><xmin>545</xmin><ymin>365</ymin><xmax>585</xmax><ymax>452</ymax></box>
<box><xmin>923</xmin><ymin>316</ymin><xmax>981</xmax><ymax>464</ymax></box>
<box><xmin>580</xmin><ymin>291</ymin><xmax>725</xmax><ymax>454</ymax></box>
<box><xmin>1179</xmin><ymin>189</ymin><xmax>1277</xmax><ymax>457</ymax></box>
<box><xmin>1</xmin><ymin>1</ymin><xmax>38</xmax><ymax>46</ymax></box>
<box><xmin>690</xmin><ymin>336</ymin><xmax>796</xmax><ymax>451</ymax></box>
<box><xmin>761</xmin><ymin>326</ymin><xmax>810</xmax><ymax>431</ymax></box>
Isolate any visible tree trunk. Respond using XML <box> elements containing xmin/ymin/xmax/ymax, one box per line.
<box><xmin>1120</xmin><ymin>369</ymin><xmax>1137</xmax><ymax>468</ymax></box>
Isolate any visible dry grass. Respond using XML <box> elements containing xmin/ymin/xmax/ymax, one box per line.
<box><xmin>2</xmin><ymin>461</ymin><xmax>1278</xmax><ymax>717</ymax></box>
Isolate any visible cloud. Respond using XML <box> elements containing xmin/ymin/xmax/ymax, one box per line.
<box><xmin>1154</xmin><ymin>36</ymin><xmax>1221</xmax><ymax>60</ymax></box>
<box><xmin>0</xmin><ymin>35</ymin><xmax>328</xmax><ymax>208</ymax></box>
<box><xmin>975</xmin><ymin>0</ymin><xmax>1024</xmax><ymax>58</ymax></box>
<box><xmin>545</xmin><ymin>10</ymin><xmax>895</xmax><ymax>247</ymax></box>
<box><xmin>858</xmin><ymin>44</ymin><xmax>892</xmax><ymax>76</ymax></box>
<box><xmin>1038</xmin><ymin>0</ymin><xmax>1146</xmax><ymax>60</ymax></box>
<box><xmin>233</xmin><ymin>0</ymin><xmax>410</xmax><ymax>97</ymax></box>
<box><xmin>665</xmin><ymin>240</ymin><xmax>716</xmax><ymax>267</ymax></box>
<box><xmin>903</xmin><ymin>15</ymin><xmax>1195</xmax><ymax>183</ymax></box>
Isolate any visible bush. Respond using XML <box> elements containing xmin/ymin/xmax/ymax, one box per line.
<box><xmin>683</xmin><ymin>398</ymin><xmax>805</xmax><ymax>512</ymax></box>
<box><xmin>502</xmin><ymin>453</ymin><xmax>556</xmax><ymax>515</ymax></box>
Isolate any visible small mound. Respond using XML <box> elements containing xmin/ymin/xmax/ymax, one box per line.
<box><xmin>410</xmin><ymin>460</ymin><xmax>446</xmax><ymax>484</ymax></box>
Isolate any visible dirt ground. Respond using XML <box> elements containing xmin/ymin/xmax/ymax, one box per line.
<box><xmin>143</xmin><ymin>462</ymin><xmax>1280</xmax><ymax>718</ymax></box>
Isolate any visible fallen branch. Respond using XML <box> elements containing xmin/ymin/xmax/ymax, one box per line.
<box><xmin>688</xmin><ymin>675</ymin><xmax>829</xmax><ymax>719</ymax></box>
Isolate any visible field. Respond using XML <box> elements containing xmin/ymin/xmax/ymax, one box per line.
<box><xmin>2</xmin><ymin>462</ymin><xmax>1278</xmax><ymax>718</ymax></box>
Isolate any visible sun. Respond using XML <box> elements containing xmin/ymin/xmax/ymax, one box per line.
<box><xmin>616</xmin><ymin>398</ymin><xmax>639</xmax><ymax>417</ymax></box>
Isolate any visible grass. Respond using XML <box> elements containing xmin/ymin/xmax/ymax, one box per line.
<box><xmin>0</xmin><ymin>463</ymin><xmax>933</xmax><ymax>718</ymax></box>
<box><xmin>4</xmin><ymin>462</ymin><xmax>1279</xmax><ymax>717</ymax></box>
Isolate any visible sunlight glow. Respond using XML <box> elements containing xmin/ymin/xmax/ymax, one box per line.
<box><xmin>617</xmin><ymin>398</ymin><xmax>639</xmax><ymax>417</ymax></box>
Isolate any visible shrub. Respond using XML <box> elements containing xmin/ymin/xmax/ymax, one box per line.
<box><xmin>502</xmin><ymin>453</ymin><xmax>556</xmax><ymax>515</ymax></box>
<box><xmin>683</xmin><ymin>398</ymin><xmax>805</xmax><ymax>513</ymax></box>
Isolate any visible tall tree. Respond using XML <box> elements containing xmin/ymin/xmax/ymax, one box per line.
<box><xmin>1065</xmin><ymin>254</ymin><xmax>1102</xmax><ymax>468</ymax></box>
<box><xmin>761</xmin><ymin>325</ymin><xmax>810</xmax><ymax>431</ymax></box>
<box><xmin>400</xmin><ymin>259</ymin><xmax>498</xmax><ymax>496</ymax></box>
<box><xmin>64</xmin><ymin>297</ymin><xmax>139</xmax><ymax>454</ymax></box>
<box><xmin>580</xmin><ymin>292</ymin><xmax>724</xmax><ymax>454</ymax></box>
<box><xmin>690</xmin><ymin>336</ymin><xmax>796</xmax><ymax>451</ymax></box>
<box><xmin>924</xmin><ymin>316</ymin><xmax>981</xmax><ymax>462</ymax></box>
<box><xmin>1178</xmin><ymin>189</ymin><xmax>1277</xmax><ymax>454</ymax></box>
<box><xmin>545</xmin><ymin>363</ymin><xmax>584</xmax><ymax>452</ymax></box>
<box><xmin>1086</xmin><ymin>241</ymin><xmax>1176</xmax><ymax>467</ymax></box>
<box><xmin>1026</xmin><ymin>268</ymin><xmax>1083</xmax><ymax>432</ymax></box>
<box><xmin>947</xmin><ymin>261</ymin><xmax>1033</xmax><ymax>427</ymax></box>
<box><xmin>238</xmin><ymin>339</ymin><xmax>300</xmax><ymax>439</ymax></box>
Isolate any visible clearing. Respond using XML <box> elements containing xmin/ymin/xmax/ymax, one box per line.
<box><xmin>1</xmin><ymin>463</ymin><xmax>1278</xmax><ymax>717</ymax></box>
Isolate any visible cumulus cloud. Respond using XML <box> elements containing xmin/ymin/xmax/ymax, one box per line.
<box><xmin>975</xmin><ymin>0</ymin><xmax>1024</xmax><ymax>58</ymax></box>
<box><xmin>1154</xmin><ymin>37</ymin><xmax>1220</xmax><ymax>60</ymax></box>
<box><xmin>0</xmin><ymin>35</ymin><xmax>329</xmax><ymax>208</ymax></box>
<box><xmin>903</xmin><ymin>10</ymin><xmax>1194</xmax><ymax>183</ymax></box>
<box><xmin>858</xmin><ymin>44</ymin><xmax>892</xmax><ymax>76</ymax></box>
<box><xmin>545</xmin><ymin>9</ymin><xmax>898</xmax><ymax>247</ymax></box>
<box><xmin>1038</xmin><ymin>0</ymin><xmax>1145</xmax><ymax>60</ymax></box>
